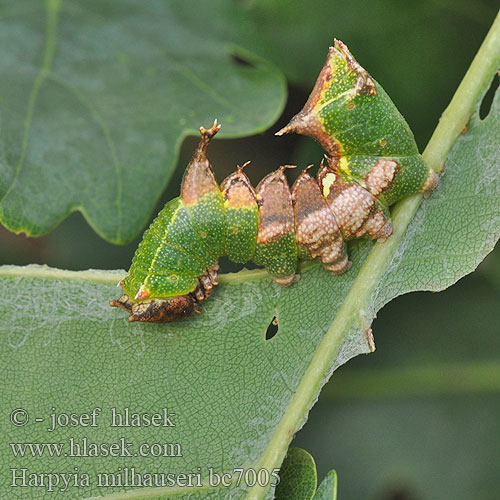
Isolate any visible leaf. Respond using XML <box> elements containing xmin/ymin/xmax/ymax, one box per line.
<box><xmin>273</xmin><ymin>447</ymin><xmax>337</xmax><ymax>500</ymax></box>
<box><xmin>275</xmin><ymin>447</ymin><xmax>317</xmax><ymax>500</ymax></box>
<box><xmin>0</xmin><ymin>263</ymin><xmax>372</xmax><ymax>500</ymax></box>
<box><xmin>1</xmin><ymin>11</ymin><xmax>499</xmax><ymax>500</ymax></box>
<box><xmin>0</xmin><ymin>0</ymin><xmax>286</xmax><ymax>243</ymax></box>
<box><xmin>313</xmin><ymin>471</ymin><xmax>337</xmax><ymax>500</ymax></box>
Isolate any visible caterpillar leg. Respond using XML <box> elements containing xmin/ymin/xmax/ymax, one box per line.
<box><xmin>191</xmin><ymin>266</ymin><xmax>219</xmax><ymax>302</ymax></box>
<box><xmin>109</xmin><ymin>294</ymin><xmax>133</xmax><ymax>313</ymax></box>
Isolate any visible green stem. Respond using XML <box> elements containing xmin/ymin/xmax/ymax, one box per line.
<box><xmin>247</xmin><ymin>10</ymin><xmax>500</xmax><ymax>500</ymax></box>
<box><xmin>323</xmin><ymin>360</ymin><xmax>500</xmax><ymax>399</ymax></box>
<box><xmin>0</xmin><ymin>260</ymin><xmax>317</xmax><ymax>285</ymax></box>
<box><xmin>0</xmin><ymin>265</ymin><xmax>123</xmax><ymax>285</ymax></box>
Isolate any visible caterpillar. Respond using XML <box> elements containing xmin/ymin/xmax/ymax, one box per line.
<box><xmin>111</xmin><ymin>40</ymin><xmax>438</xmax><ymax>323</ymax></box>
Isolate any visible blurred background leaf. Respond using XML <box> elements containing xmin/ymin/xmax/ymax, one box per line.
<box><xmin>274</xmin><ymin>447</ymin><xmax>338</xmax><ymax>500</ymax></box>
<box><xmin>0</xmin><ymin>0</ymin><xmax>286</xmax><ymax>243</ymax></box>
<box><xmin>314</xmin><ymin>470</ymin><xmax>338</xmax><ymax>500</ymax></box>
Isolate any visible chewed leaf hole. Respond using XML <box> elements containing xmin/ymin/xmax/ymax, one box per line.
<box><xmin>231</xmin><ymin>52</ymin><xmax>256</xmax><ymax>68</ymax></box>
<box><xmin>479</xmin><ymin>73</ymin><xmax>499</xmax><ymax>120</ymax></box>
<box><xmin>265</xmin><ymin>315</ymin><xmax>279</xmax><ymax>341</ymax></box>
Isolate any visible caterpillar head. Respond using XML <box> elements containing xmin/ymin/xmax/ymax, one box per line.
<box><xmin>110</xmin><ymin>294</ymin><xmax>197</xmax><ymax>323</ymax></box>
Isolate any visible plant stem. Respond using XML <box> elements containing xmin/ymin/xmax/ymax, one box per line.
<box><xmin>0</xmin><ymin>265</ymin><xmax>123</xmax><ymax>285</ymax></box>
<box><xmin>323</xmin><ymin>360</ymin><xmax>500</xmax><ymax>399</ymax></box>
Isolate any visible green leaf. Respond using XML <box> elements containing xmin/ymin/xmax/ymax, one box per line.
<box><xmin>0</xmin><ymin>262</ymin><xmax>371</xmax><ymax>500</ymax></box>
<box><xmin>273</xmin><ymin>447</ymin><xmax>337</xmax><ymax>500</ymax></box>
<box><xmin>275</xmin><ymin>447</ymin><xmax>317</xmax><ymax>500</ymax></box>
<box><xmin>0</xmin><ymin>0</ymin><xmax>286</xmax><ymax>243</ymax></box>
<box><xmin>313</xmin><ymin>471</ymin><xmax>337</xmax><ymax>500</ymax></box>
<box><xmin>1</xmin><ymin>10</ymin><xmax>499</xmax><ymax>500</ymax></box>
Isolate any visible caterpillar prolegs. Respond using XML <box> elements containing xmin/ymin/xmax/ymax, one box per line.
<box><xmin>111</xmin><ymin>40</ymin><xmax>438</xmax><ymax>323</ymax></box>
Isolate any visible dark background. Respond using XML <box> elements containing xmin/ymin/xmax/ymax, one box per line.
<box><xmin>1</xmin><ymin>2</ymin><xmax>499</xmax><ymax>499</ymax></box>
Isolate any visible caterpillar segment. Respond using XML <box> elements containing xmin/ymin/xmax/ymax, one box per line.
<box><xmin>111</xmin><ymin>39</ymin><xmax>439</xmax><ymax>323</ymax></box>
<box><xmin>291</xmin><ymin>165</ymin><xmax>349</xmax><ymax>273</ymax></box>
<box><xmin>318</xmin><ymin>158</ymin><xmax>394</xmax><ymax>241</ymax></box>
<box><xmin>253</xmin><ymin>165</ymin><xmax>298</xmax><ymax>286</ymax></box>
<box><xmin>219</xmin><ymin>161</ymin><xmax>259</xmax><ymax>264</ymax></box>
<box><xmin>276</xmin><ymin>39</ymin><xmax>439</xmax><ymax>202</ymax></box>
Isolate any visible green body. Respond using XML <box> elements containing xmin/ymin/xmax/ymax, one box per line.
<box><xmin>123</xmin><ymin>185</ymin><xmax>298</xmax><ymax>300</ymax></box>
<box><xmin>253</xmin><ymin>233</ymin><xmax>298</xmax><ymax>281</ymax></box>
<box><xmin>315</xmin><ymin>65</ymin><xmax>432</xmax><ymax>206</ymax></box>
<box><xmin>224</xmin><ymin>204</ymin><xmax>259</xmax><ymax>263</ymax></box>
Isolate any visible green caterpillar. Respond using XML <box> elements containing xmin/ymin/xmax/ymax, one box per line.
<box><xmin>111</xmin><ymin>40</ymin><xmax>438</xmax><ymax>322</ymax></box>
